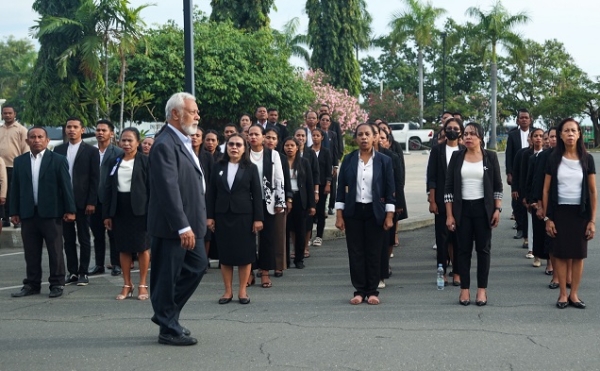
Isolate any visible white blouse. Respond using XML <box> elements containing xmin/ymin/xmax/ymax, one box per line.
<box><xmin>557</xmin><ymin>157</ymin><xmax>583</xmax><ymax>205</ymax></box>
<box><xmin>461</xmin><ymin>160</ymin><xmax>484</xmax><ymax>200</ymax></box>
<box><xmin>117</xmin><ymin>159</ymin><xmax>134</xmax><ymax>193</ymax></box>
<box><xmin>227</xmin><ymin>162</ymin><xmax>239</xmax><ymax>189</ymax></box>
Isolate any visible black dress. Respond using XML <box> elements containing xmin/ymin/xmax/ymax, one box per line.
<box><xmin>113</xmin><ymin>192</ymin><xmax>147</xmax><ymax>253</ymax></box>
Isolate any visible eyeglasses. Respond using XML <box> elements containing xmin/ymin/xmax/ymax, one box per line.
<box><xmin>445</xmin><ymin>127</ymin><xmax>461</xmax><ymax>132</ymax></box>
<box><xmin>463</xmin><ymin>132</ymin><xmax>479</xmax><ymax>137</ymax></box>
<box><xmin>227</xmin><ymin>142</ymin><xmax>244</xmax><ymax>148</ymax></box>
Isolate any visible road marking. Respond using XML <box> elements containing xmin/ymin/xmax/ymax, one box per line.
<box><xmin>0</xmin><ymin>269</ymin><xmax>143</xmax><ymax>291</ymax></box>
<box><xmin>0</xmin><ymin>252</ymin><xmax>24</xmax><ymax>257</ymax></box>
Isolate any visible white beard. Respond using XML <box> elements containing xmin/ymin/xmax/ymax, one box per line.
<box><xmin>182</xmin><ymin>123</ymin><xmax>198</xmax><ymax>135</ymax></box>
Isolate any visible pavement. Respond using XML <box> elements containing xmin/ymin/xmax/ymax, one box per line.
<box><xmin>1</xmin><ymin>152</ymin><xmax>600</xmax><ymax>370</ymax></box>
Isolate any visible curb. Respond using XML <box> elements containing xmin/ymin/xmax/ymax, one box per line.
<box><xmin>321</xmin><ymin>214</ymin><xmax>434</xmax><ymax>241</ymax></box>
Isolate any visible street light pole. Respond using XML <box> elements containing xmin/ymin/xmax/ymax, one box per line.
<box><xmin>183</xmin><ymin>0</ymin><xmax>195</xmax><ymax>96</ymax></box>
<box><xmin>441</xmin><ymin>32</ymin><xmax>447</xmax><ymax>112</ymax></box>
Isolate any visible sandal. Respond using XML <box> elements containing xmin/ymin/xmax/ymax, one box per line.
<box><xmin>367</xmin><ymin>296</ymin><xmax>380</xmax><ymax>305</ymax></box>
<box><xmin>116</xmin><ymin>284</ymin><xmax>134</xmax><ymax>300</ymax></box>
<box><xmin>274</xmin><ymin>270</ymin><xmax>283</xmax><ymax>277</ymax></box>
<box><xmin>260</xmin><ymin>273</ymin><xmax>272</xmax><ymax>288</ymax></box>
<box><xmin>350</xmin><ymin>295</ymin><xmax>363</xmax><ymax>305</ymax></box>
<box><xmin>246</xmin><ymin>275</ymin><xmax>255</xmax><ymax>287</ymax></box>
<box><xmin>137</xmin><ymin>284</ymin><xmax>149</xmax><ymax>300</ymax></box>
<box><xmin>304</xmin><ymin>251</ymin><xmax>310</xmax><ymax>258</ymax></box>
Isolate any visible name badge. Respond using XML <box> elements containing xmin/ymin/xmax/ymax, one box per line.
<box><xmin>110</xmin><ymin>158</ymin><xmax>121</xmax><ymax>176</ymax></box>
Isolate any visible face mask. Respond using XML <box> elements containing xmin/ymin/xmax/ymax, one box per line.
<box><xmin>445</xmin><ymin>130</ymin><xmax>459</xmax><ymax>141</ymax></box>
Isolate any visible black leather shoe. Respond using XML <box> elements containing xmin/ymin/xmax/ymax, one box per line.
<box><xmin>11</xmin><ymin>285</ymin><xmax>40</xmax><ymax>297</ymax></box>
<box><xmin>111</xmin><ymin>266</ymin><xmax>122</xmax><ymax>276</ymax></box>
<box><xmin>49</xmin><ymin>286</ymin><xmax>64</xmax><ymax>298</ymax></box>
<box><xmin>65</xmin><ymin>274</ymin><xmax>78</xmax><ymax>285</ymax></box>
<box><xmin>556</xmin><ymin>301</ymin><xmax>568</xmax><ymax>309</ymax></box>
<box><xmin>327</xmin><ymin>208</ymin><xmax>334</xmax><ymax>215</ymax></box>
<box><xmin>513</xmin><ymin>230</ymin><xmax>523</xmax><ymax>239</ymax></box>
<box><xmin>88</xmin><ymin>265</ymin><xmax>105</xmax><ymax>275</ymax></box>
<box><xmin>568</xmin><ymin>297</ymin><xmax>586</xmax><ymax>309</ymax></box>
<box><xmin>158</xmin><ymin>334</ymin><xmax>197</xmax><ymax>346</ymax></box>
<box><xmin>218</xmin><ymin>296</ymin><xmax>233</xmax><ymax>304</ymax></box>
<box><xmin>239</xmin><ymin>297</ymin><xmax>251</xmax><ymax>305</ymax></box>
<box><xmin>294</xmin><ymin>262</ymin><xmax>305</xmax><ymax>269</ymax></box>
<box><xmin>459</xmin><ymin>298</ymin><xmax>470</xmax><ymax>306</ymax></box>
<box><xmin>548</xmin><ymin>282</ymin><xmax>559</xmax><ymax>289</ymax></box>
<box><xmin>151</xmin><ymin>316</ymin><xmax>191</xmax><ymax>336</ymax></box>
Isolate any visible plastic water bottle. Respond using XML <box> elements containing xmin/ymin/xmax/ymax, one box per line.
<box><xmin>437</xmin><ymin>264</ymin><xmax>444</xmax><ymax>290</ymax></box>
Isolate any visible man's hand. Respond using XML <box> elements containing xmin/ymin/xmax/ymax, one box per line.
<box><xmin>180</xmin><ymin>230</ymin><xmax>196</xmax><ymax>250</ymax></box>
<box><xmin>507</xmin><ymin>173</ymin><xmax>512</xmax><ymax>185</ymax></box>
<box><xmin>324</xmin><ymin>183</ymin><xmax>331</xmax><ymax>195</ymax></box>
<box><xmin>383</xmin><ymin>215</ymin><xmax>394</xmax><ymax>231</ymax></box>
<box><xmin>511</xmin><ymin>191</ymin><xmax>519</xmax><ymax>200</ymax></box>
<box><xmin>335</xmin><ymin>216</ymin><xmax>345</xmax><ymax>231</ymax></box>
<box><xmin>104</xmin><ymin>218</ymin><xmax>112</xmax><ymax>230</ymax></box>
<box><xmin>0</xmin><ymin>197</ymin><xmax>5</xmax><ymax>205</ymax></box>
<box><xmin>207</xmin><ymin>218</ymin><xmax>215</xmax><ymax>232</ymax></box>
<box><xmin>63</xmin><ymin>213</ymin><xmax>76</xmax><ymax>222</ymax></box>
<box><xmin>308</xmin><ymin>207</ymin><xmax>316</xmax><ymax>216</ymax></box>
<box><xmin>85</xmin><ymin>205</ymin><xmax>95</xmax><ymax>215</ymax></box>
<box><xmin>10</xmin><ymin>216</ymin><xmax>20</xmax><ymax>225</ymax></box>
<box><xmin>252</xmin><ymin>221</ymin><xmax>263</xmax><ymax>233</ymax></box>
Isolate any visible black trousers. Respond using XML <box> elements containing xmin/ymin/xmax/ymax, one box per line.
<box><xmin>531</xmin><ymin>210</ymin><xmax>548</xmax><ymax>259</ymax></box>
<box><xmin>150</xmin><ymin>237</ymin><xmax>207</xmax><ymax>336</ymax></box>
<box><xmin>328</xmin><ymin>176</ymin><xmax>337</xmax><ymax>210</ymax></box>
<box><xmin>513</xmin><ymin>197</ymin><xmax>528</xmax><ymax>237</ymax></box>
<box><xmin>344</xmin><ymin>203</ymin><xmax>384</xmax><ymax>297</ymax></box>
<box><xmin>380</xmin><ymin>213</ymin><xmax>399</xmax><ymax>279</ymax></box>
<box><xmin>3</xmin><ymin>167</ymin><xmax>12</xmax><ymax>220</ymax></box>
<box><xmin>456</xmin><ymin>199</ymin><xmax>491</xmax><ymax>289</ymax></box>
<box><xmin>257</xmin><ymin>204</ymin><xmax>276</xmax><ymax>271</ymax></box>
<box><xmin>434</xmin><ymin>210</ymin><xmax>458</xmax><ymax>274</ymax></box>
<box><xmin>89</xmin><ymin>201</ymin><xmax>119</xmax><ymax>267</ymax></box>
<box><xmin>21</xmin><ymin>213</ymin><xmax>65</xmax><ymax>289</ymax></box>
<box><xmin>286</xmin><ymin>192</ymin><xmax>307</xmax><ymax>267</ymax></box>
<box><xmin>63</xmin><ymin>208</ymin><xmax>92</xmax><ymax>275</ymax></box>
<box><xmin>315</xmin><ymin>184</ymin><xmax>328</xmax><ymax>238</ymax></box>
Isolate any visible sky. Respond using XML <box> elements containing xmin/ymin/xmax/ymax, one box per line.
<box><xmin>3</xmin><ymin>0</ymin><xmax>599</xmax><ymax>78</ymax></box>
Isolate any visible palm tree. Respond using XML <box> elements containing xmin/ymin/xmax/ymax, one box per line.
<box><xmin>466</xmin><ymin>0</ymin><xmax>529</xmax><ymax>149</ymax></box>
<box><xmin>355</xmin><ymin>0</ymin><xmax>373</xmax><ymax>59</ymax></box>
<box><xmin>273</xmin><ymin>17</ymin><xmax>310</xmax><ymax>66</ymax></box>
<box><xmin>389</xmin><ymin>0</ymin><xmax>446</xmax><ymax>127</ymax></box>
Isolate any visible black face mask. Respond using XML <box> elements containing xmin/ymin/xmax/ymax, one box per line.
<box><xmin>445</xmin><ymin>130</ymin><xmax>460</xmax><ymax>141</ymax></box>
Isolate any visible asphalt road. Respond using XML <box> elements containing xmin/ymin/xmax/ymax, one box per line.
<box><xmin>1</xmin><ymin>152</ymin><xmax>599</xmax><ymax>371</ymax></box>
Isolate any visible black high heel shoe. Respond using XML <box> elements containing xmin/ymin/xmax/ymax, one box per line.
<box><xmin>476</xmin><ymin>295</ymin><xmax>488</xmax><ymax>306</ymax></box>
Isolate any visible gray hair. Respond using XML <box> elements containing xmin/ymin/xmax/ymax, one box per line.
<box><xmin>165</xmin><ymin>92</ymin><xmax>196</xmax><ymax>121</ymax></box>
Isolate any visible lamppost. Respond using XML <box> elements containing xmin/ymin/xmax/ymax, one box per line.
<box><xmin>0</xmin><ymin>99</ymin><xmax>5</xmax><ymax>124</ymax></box>
<box><xmin>441</xmin><ymin>32</ymin><xmax>447</xmax><ymax>112</ymax></box>
<box><xmin>183</xmin><ymin>0</ymin><xmax>195</xmax><ymax>96</ymax></box>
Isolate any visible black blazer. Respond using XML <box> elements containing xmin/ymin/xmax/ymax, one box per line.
<box><xmin>10</xmin><ymin>150</ymin><xmax>76</xmax><ymax>219</ymax></box>
<box><xmin>98</xmin><ymin>145</ymin><xmax>124</xmax><ymax>204</ymax></box>
<box><xmin>545</xmin><ymin>152</ymin><xmax>595</xmax><ymax>220</ymax></box>
<box><xmin>279</xmin><ymin>151</ymin><xmax>293</xmax><ymax>200</ymax></box>
<box><xmin>426</xmin><ymin>143</ymin><xmax>465</xmax><ymax>207</ymax></box>
<box><xmin>321</xmin><ymin>130</ymin><xmax>340</xmax><ymax>165</ymax></box>
<box><xmin>206</xmin><ymin>161</ymin><xmax>264</xmax><ymax>222</ymax></box>
<box><xmin>54</xmin><ymin>141</ymin><xmax>100</xmax><ymax>209</ymax></box>
<box><xmin>292</xmin><ymin>157</ymin><xmax>316</xmax><ymax>210</ymax></box>
<box><xmin>531</xmin><ymin>148</ymin><xmax>554</xmax><ymax>202</ymax></box>
<box><xmin>198</xmin><ymin>149</ymin><xmax>214</xmax><ymax>185</ymax></box>
<box><xmin>301</xmin><ymin>146</ymin><xmax>320</xmax><ymax>186</ymax></box>
<box><xmin>444</xmin><ymin>149</ymin><xmax>503</xmax><ymax>227</ymax></box>
<box><xmin>505</xmin><ymin>128</ymin><xmax>526</xmax><ymax>175</ymax></box>
<box><xmin>311</xmin><ymin>146</ymin><xmax>333</xmax><ymax>185</ymax></box>
<box><xmin>380</xmin><ymin>147</ymin><xmax>408</xmax><ymax>219</ymax></box>
<box><xmin>147</xmin><ymin>126</ymin><xmax>206</xmax><ymax>239</ymax></box>
<box><xmin>336</xmin><ymin>150</ymin><xmax>396</xmax><ymax>226</ymax></box>
<box><xmin>103</xmin><ymin>152</ymin><xmax>149</xmax><ymax>218</ymax></box>
<box><xmin>511</xmin><ymin>147</ymin><xmax>532</xmax><ymax>193</ymax></box>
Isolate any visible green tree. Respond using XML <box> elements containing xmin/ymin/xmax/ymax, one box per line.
<box><xmin>466</xmin><ymin>0</ymin><xmax>530</xmax><ymax>149</ymax></box>
<box><xmin>0</xmin><ymin>36</ymin><xmax>37</xmax><ymax>112</ymax></box>
<box><xmin>210</xmin><ymin>0</ymin><xmax>274</xmax><ymax>31</ymax></box>
<box><xmin>389</xmin><ymin>0</ymin><xmax>446</xmax><ymax>127</ymax></box>
<box><xmin>306</xmin><ymin>0</ymin><xmax>364</xmax><ymax>96</ymax></box>
<box><xmin>273</xmin><ymin>17</ymin><xmax>310</xmax><ymax>66</ymax></box>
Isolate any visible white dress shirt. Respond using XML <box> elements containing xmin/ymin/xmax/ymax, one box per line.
<box><xmin>30</xmin><ymin>150</ymin><xmax>46</xmax><ymax>206</ymax></box>
<box><xmin>66</xmin><ymin>140</ymin><xmax>82</xmax><ymax>181</ymax></box>
<box><xmin>520</xmin><ymin>129</ymin><xmax>530</xmax><ymax>149</ymax></box>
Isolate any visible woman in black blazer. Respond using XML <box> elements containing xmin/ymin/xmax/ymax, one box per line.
<box><xmin>426</xmin><ymin>118</ymin><xmax>464</xmax><ymax>286</ymax></box>
<box><xmin>445</xmin><ymin>122</ymin><xmax>503</xmax><ymax>307</ymax></box>
<box><xmin>310</xmin><ymin>128</ymin><xmax>333</xmax><ymax>248</ymax></box>
<box><xmin>335</xmin><ymin>124</ymin><xmax>396</xmax><ymax>305</ymax></box>
<box><xmin>207</xmin><ymin>134</ymin><xmax>264</xmax><ymax>305</ymax></box>
<box><xmin>283</xmin><ymin>137</ymin><xmax>316</xmax><ymax>269</ymax></box>
<box><xmin>103</xmin><ymin>128</ymin><xmax>150</xmax><ymax>301</ymax></box>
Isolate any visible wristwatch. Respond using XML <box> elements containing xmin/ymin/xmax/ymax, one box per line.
<box><xmin>495</xmin><ymin>207</ymin><xmax>502</xmax><ymax>213</ymax></box>
<box><xmin>543</xmin><ymin>217</ymin><xmax>549</xmax><ymax>222</ymax></box>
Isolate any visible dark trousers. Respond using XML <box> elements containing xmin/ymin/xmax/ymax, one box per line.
<box><xmin>380</xmin><ymin>213</ymin><xmax>399</xmax><ymax>279</ymax></box>
<box><xmin>257</xmin><ymin>205</ymin><xmax>276</xmax><ymax>271</ymax></box>
<box><xmin>531</xmin><ymin>210</ymin><xmax>548</xmax><ymax>259</ymax></box>
<box><xmin>435</xmin><ymin>210</ymin><xmax>458</xmax><ymax>274</ymax></box>
<box><xmin>344</xmin><ymin>203</ymin><xmax>384</xmax><ymax>297</ymax></box>
<box><xmin>63</xmin><ymin>208</ymin><xmax>92</xmax><ymax>275</ymax></box>
<box><xmin>89</xmin><ymin>201</ymin><xmax>119</xmax><ymax>267</ymax></box>
<box><xmin>328</xmin><ymin>176</ymin><xmax>337</xmax><ymax>210</ymax></box>
<box><xmin>513</xmin><ymin>197</ymin><xmax>528</xmax><ymax>237</ymax></box>
<box><xmin>456</xmin><ymin>199</ymin><xmax>491</xmax><ymax>289</ymax></box>
<box><xmin>21</xmin><ymin>214</ymin><xmax>65</xmax><ymax>289</ymax></box>
<box><xmin>315</xmin><ymin>184</ymin><xmax>327</xmax><ymax>238</ymax></box>
<box><xmin>150</xmin><ymin>237</ymin><xmax>207</xmax><ymax>336</ymax></box>
<box><xmin>4</xmin><ymin>167</ymin><xmax>12</xmax><ymax>220</ymax></box>
<box><xmin>286</xmin><ymin>192</ymin><xmax>307</xmax><ymax>266</ymax></box>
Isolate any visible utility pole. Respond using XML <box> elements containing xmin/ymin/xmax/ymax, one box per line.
<box><xmin>441</xmin><ymin>32</ymin><xmax>447</xmax><ymax>112</ymax></box>
<box><xmin>183</xmin><ymin>0</ymin><xmax>195</xmax><ymax>95</ymax></box>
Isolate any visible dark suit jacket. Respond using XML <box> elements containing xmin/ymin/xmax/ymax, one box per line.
<box><xmin>10</xmin><ymin>150</ymin><xmax>76</xmax><ymax>219</ymax></box>
<box><xmin>311</xmin><ymin>146</ymin><xmax>333</xmax><ymax>185</ymax></box>
<box><xmin>380</xmin><ymin>147</ymin><xmax>408</xmax><ymax>219</ymax></box>
<box><xmin>531</xmin><ymin>148</ymin><xmax>554</xmax><ymax>202</ymax></box>
<box><xmin>292</xmin><ymin>157</ymin><xmax>316</xmax><ymax>210</ymax></box>
<box><xmin>198</xmin><ymin>149</ymin><xmax>214</xmax><ymax>185</ymax></box>
<box><xmin>279</xmin><ymin>152</ymin><xmax>293</xmax><ymax>200</ymax></box>
<box><xmin>444</xmin><ymin>149</ymin><xmax>503</xmax><ymax>227</ymax></box>
<box><xmin>336</xmin><ymin>150</ymin><xmax>396</xmax><ymax>226</ymax></box>
<box><xmin>103</xmin><ymin>152</ymin><xmax>149</xmax><ymax>218</ymax></box>
<box><xmin>301</xmin><ymin>146</ymin><xmax>320</xmax><ymax>186</ymax></box>
<box><xmin>505</xmin><ymin>128</ymin><xmax>527</xmax><ymax>175</ymax></box>
<box><xmin>206</xmin><ymin>161</ymin><xmax>264</xmax><ymax>222</ymax></box>
<box><xmin>426</xmin><ymin>143</ymin><xmax>465</xmax><ymax>207</ymax></box>
<box><xmin>54</xmin><ymin>141</ymin><xmax>100</xmax><ymax>210</ymax></box>
<box><xmin>147</xmin><ymin>126</ymin><xmax>206</xmax><ymax>239</ymax></box>
<box><xmin>322</xmin><ymin>130</ymin><xmax>340</xmax><ymax>165</ymax></box>
<box><xmin>511</xmin><ymin>147</ymin><xmax>531</xmax><ymax>193</ymax></box>
<box><xmin>98</xmin><ymin>145</ymin><xmax>124</xmax><ymax>204</ymax></box>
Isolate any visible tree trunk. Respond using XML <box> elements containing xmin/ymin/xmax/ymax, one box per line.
<box><xmin>119</xmin><ymin>54</ymin><xmax>126</xmax><ymax>133</ymax></box>
<box><xmin>591</xmin><ymin>108</ymin><xmax>599</xmax><ymax>147</ymax></box>
<box><xmin>489</xmin><ymin>62</ymin><xmax>498</xmax><ymax>150</ymax></box>
<box><xmin>418</xmin><ymin>48</ymin><xmax>424</xmax><ymax>126</ymax></box>
<box><xmin>104</xmin><ymin>38</ymin><xmax>109</xmax><ymax>116</ymax></box>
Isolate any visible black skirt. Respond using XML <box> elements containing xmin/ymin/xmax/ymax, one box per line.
<box><xmin>113</xmin><ymin>192</ymin><xmax>148</xmax><ymax>253</ymax></box>
<box><xmin>215</xmin><ymin>212</ymin><xmax>256</xmax><ymax>266</ymax></box>
<box><xmin>550</xmin><ymin>204</ymin><xmax>588</xmax><ymax>259</ymax></box>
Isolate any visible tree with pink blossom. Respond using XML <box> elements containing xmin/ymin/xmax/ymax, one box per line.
<box><xmin>305</xmin><ymin>69</ymin><xmax>368</xmax><ymax>132</ymax></box>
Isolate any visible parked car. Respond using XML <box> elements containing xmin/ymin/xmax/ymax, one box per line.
<box><xmin>388</xmin><ymin>122</ymin><xmax>434</xmax><ymax>150</ymax></box>
<box><xmin>42</xmin><ymin>125</ymin><xmax>98</xmax><ymax>150</ymax></box>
